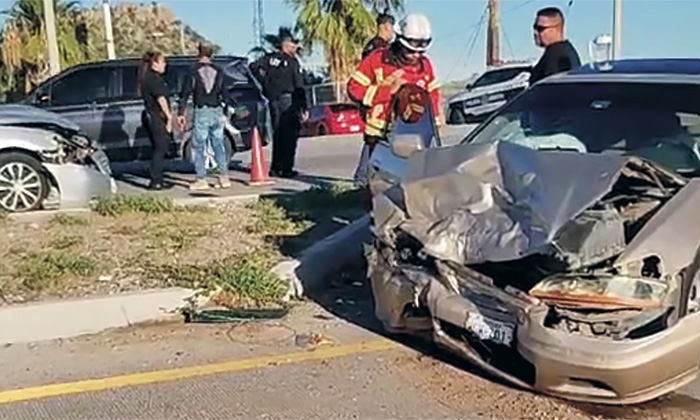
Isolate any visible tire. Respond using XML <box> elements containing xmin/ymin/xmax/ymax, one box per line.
<box><xmin>317</xmin><ymin>125</ymin><xmax>327</xmax><ymax>136</ymax></box>
<box><xmin>448</xmin><ymin>108</ymin><xmax>466</xmax><ymax>125</ymax></box>
<box><xmin>0</xmin><ymin>152</ymin><xmax>48</xmax><ymax>213</ymax></box>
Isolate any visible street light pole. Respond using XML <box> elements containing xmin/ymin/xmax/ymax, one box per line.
<box><xmin>612</xmin><ymin>0</ymin><xmax>622</xmax><ymax>59</ymax></box>
<box><xmin>42</xmin><ymin>0</ymin><xmax>60</xmax><ymax>76</ymax></box>
<box><xmin>103</xmin><ymin>0</ymin><xmax>116</xmax><ymax>60</ymax></box>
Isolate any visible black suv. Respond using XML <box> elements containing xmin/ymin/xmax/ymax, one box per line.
<box><xmin>23</xmin><ymin>55</ymin><xmax>270</xmax><ymax>163</ymax></box>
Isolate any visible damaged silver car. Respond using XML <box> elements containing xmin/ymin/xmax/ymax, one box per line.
<box><xmin>368</xmin><ymin>60</ymin><xmax>700</xmax><ymax>404</ymax></box>
<box><xmin>0</xmin><ymin>105</ymin><xmax>116</xmax><ymax>212</ymax></box>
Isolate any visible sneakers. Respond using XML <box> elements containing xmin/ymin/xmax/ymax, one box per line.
<box><xmin>217</xmin><ymin>175</ymin><xmax>232</xmax><ymax>189</ymax></box>
<box><xmin>189</xmin><ymin>179</ymin><xmax>210</xmax><ymax>191</ymax></box>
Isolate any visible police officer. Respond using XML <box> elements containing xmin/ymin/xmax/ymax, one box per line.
<box><xmin>362</xmin><ymin>13</ymin><xmax>395</xmax><ymax>59</ymax></box>
<box><xmin>252</xmin><ymin>28</ymin><xmax>307</xmax><ymax>178</ymax></box>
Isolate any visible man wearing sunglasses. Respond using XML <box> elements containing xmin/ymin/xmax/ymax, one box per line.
<box><xmin>530</xmin><ymin>7</ymin><xmax>581</xmax><ymax>84</ymax></box>
<box><xmin>347</xmin><ymin>13</ymin><xmax>441</xmax><ymax>209</ymax></box>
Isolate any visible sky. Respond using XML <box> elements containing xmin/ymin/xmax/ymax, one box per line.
<box><xmin>2</xmin><ymin>0</ymin><xmax>700</xmax><ymax>82</ymax></box>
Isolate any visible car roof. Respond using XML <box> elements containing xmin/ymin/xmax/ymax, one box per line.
<box><xmin>539</xmin><ymin>58</ymin><xmax>700</xmax><ymax>85</ymax></box>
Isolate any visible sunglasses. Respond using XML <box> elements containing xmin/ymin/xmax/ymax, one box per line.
<box><xmin>533</xmin><ymin>24</ymin><xmax>559</xmax><ymax>32</ymax></box>
<box><xmin>401</xmin><ymin>36</ymin><xmax>432</xmax><ymax>50</ymax></box>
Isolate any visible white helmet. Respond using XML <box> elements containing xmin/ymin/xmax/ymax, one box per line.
<box><xmin>396</xmin><ymin>14</ymin><xmax>433</xmax><ymax>52</ymax></box>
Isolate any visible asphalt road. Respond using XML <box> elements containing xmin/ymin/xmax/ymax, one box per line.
<box><xmin>110</xmin><ymin>124</ymin><xmax>476</xmax><ymax>200</ymax></box>
<box><xmin>0</xmin><ymin>272</ymin><xmax>699</xmax><ymax>419</ymax></box>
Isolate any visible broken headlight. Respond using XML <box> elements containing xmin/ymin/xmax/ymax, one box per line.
<box><xmin>529</xmin><ymin>274</ymin><xmax>669</xmax><ymax>311</ymax></box>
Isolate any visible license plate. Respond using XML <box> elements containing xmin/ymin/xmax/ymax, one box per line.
<box><xmin>465</xmin><ymin>313</ymin><xmax>514</xmax><ymax>346</ymax></box>
<box><xmin>350</xmin><ymin>125</ymin><xmax>360</xmax><ymax>132</ymax></box>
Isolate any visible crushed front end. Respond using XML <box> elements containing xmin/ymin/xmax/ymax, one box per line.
<box><xmin>369</xmin><ymin>141</ymin><xmax>700</xmax><ymax>404</ymax></box>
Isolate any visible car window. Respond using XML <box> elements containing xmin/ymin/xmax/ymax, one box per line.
<box><xmin>329</xmin><ymin>104</ymin><xmax>357</xmax><ymax>113</ymax></box>
<box><xmin>51</xmin><ymin>68</ymin><xmax>114</xmax><ymax>106</ymax></box>
<box><xmin>464</xmin><ymin>82</ymin><xmax>700</xmax><ymax>174</ymax></box>
<box><xmin>472</xmin><ymin>67</ymin><xmax>530</xmax><ymax>88</ymax></box>
<box><xmin>163</xmin><ymin>64</ymin><xmax>189</xmax><ymax>95</ymax></box>
<box><xmin>120</xmin><ymin>65</ymin><xmax>140</xmax><ymax>100</ymax></box>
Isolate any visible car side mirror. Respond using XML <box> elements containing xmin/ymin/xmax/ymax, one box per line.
<box><xmin>466</xmin><ymin>83</ymin><xmax>473</xmax><ymax>91</ymax></box>
<box><xmin>391</xmin><ymin>133</ymin><xmax>424</xmax><ymax>158</ymax></box>
<box><xmin>36</xmin><ymin>94</ymin><xmax>50</xmax><ymax>105</ymax></box>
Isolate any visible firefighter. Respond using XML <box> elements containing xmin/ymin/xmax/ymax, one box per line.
<box><xmin>252</xmin><ymin>28</ymin><xmax>308</xmax><ymax>179</ymax></box>
<box><xmin>362</xmin><ymin>13</ymin><xmax>395</xmax><ymax>59</ymax></box>
<box><xmin>347</xmin><ymin>13</ymin><xmax>441</xmax><ymax>206</ymax></box>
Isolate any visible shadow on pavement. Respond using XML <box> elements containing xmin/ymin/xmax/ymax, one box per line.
<box><xmin>305</xmin><ymin>257</ymin><xmax>700</xmax><ymax>417</ymax></box>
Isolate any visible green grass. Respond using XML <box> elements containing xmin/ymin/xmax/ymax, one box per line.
<box><xmin>18</xmin><ymin>251</ymin><xmax>97</xmax><ymax>291</ymax></box>
<box><xmin>246</xmin><ymin>198</ymin><xmax>306</xmax><ymax>236</ymax></box>
<box><xmin>91</xmin><ymin>195</ymin><xmax>175</xmax><ymax>217</ymax></box>
<box><xmin>51</xmin><ymin>214</ymin><xmax>89</xmax><ymax>227</ymax></box>
<box><xmin>49</xmin><ymin>235</ymin><xmax>84</xmax><ymax>250</ymax></box>
<box><xmin>160</xmin><ymin>248</ymin><xmax>288</xmax><ymax>306</ymax></box>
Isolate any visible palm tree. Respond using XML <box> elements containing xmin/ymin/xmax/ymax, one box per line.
<box><xmin>286</xmin><ymin>0</ymin><xmax>403</xmax><ymax>81</ymax></box>
<box><xmin>0</xmin><ymin>0</ymin><xmax>87</xmax><ymax>94</ymax></box>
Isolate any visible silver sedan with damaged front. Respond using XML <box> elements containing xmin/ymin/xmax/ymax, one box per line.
<box><xmin>0</xmin><ymin>105</ymin><xmax>116</xmax><ymax>213</ymax></box>
<box><xmin>368</xmin><ymin>60</ymin><xmax>700</xmax><ymax>405</ymax></box>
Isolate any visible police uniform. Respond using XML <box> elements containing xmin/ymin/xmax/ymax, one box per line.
<box><xmin>253</xmin><ymin>51</ymin><xmax>306</xmax><ymax>177</ymax></box>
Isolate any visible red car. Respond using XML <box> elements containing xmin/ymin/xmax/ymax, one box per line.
<box><xmin>300</xmin><ymin>103</ymin><xmax>364</xmax><ymax>137</ymax></box>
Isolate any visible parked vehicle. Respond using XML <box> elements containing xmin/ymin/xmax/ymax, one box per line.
<box><xmin>446</xmin><ymin>63</ymin><xmax>531</xmax><ymax>125</ymax></box>
<box><xmin>300</xmin><ymin>103</ymin><xmax>364</xmax><ymax>137</ymax></box>
<box><xmin>0</xmin><ymin>105</ymin><xmax>116</xmax><ymax>213</ymax></box>
<box><xmin>22</xmin><ymin>56</ymin><xmax>270</xmax><ymax>164</ymax></box>
<box><xmin>368</xmin><ymin>60</ymin><xmax>700</xmax><ymax>404</ymax></box>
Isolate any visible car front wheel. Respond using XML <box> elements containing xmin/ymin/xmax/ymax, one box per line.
<box><xmin>0</xmin><ymin>152</ymin><xmax>48</xmax><ymax>213</ymax></box>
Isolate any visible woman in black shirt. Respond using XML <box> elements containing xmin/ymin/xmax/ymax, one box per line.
<box><xmin>139</xmin><ymin>51</ymin><xmax>172</xmax><ymax>190</ymax></box>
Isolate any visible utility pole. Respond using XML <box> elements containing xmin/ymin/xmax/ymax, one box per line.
<box><xmin>42</xmin><ymin>0</ymin><xmax>61</xmax><ymax>76</ymax></box>
<box><xmin>253</xmin><ymin>0</ymin><xmax>265</xmax><ymax>49</ymax></box>
<box><xmin>612</xmin><ymin>0</ymin><xmax>622</xmax><ymax>59</ymax></box>
<box><xmin>103</xmin><ymin>0</ymin><xmax>116</xmax><ymax>60</ymax></box>
<box><xmin>486</xmin><ymin>0</ymin><xmax>501</xmax><ymax>67</ymax></box>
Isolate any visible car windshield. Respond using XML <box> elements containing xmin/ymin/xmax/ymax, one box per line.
<box><xmin>472</xmin><ymin>67</ymin><xmax>530</xmax><ymax>88</ymax></box>
<box><xmin>329</xmin><ymin>104</ymin><xmax>357</xmax><ymax>113</ymax></box>
<box><xmin>463</xmin><ymin>82</ymin><xmax>700</xmax><ymax>175</ymax></box>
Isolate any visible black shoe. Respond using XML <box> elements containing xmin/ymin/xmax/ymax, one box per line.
<box><xmin>269</xmin><ymin>168</ymin><xmax>281</xmax><ymax>178</ymax></box>
<box><xmin>148</xmin><ymin>181</ymin><xmax>173</xmax><ymax>191</ymax></box>
<box><xmin>279</xmin><ymin>169</ymin><xmax>299</xmax><ymax>179</ymax></box>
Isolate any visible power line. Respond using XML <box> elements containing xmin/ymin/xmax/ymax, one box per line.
<box><xmin>444</xmin><ymin>4</ymin><xmax>488</xmax><ymax>82</ymax></box>
<box><xmin>444</xmin><ymin>0</ymin><xmax>538</xmax><ymax>41</ymax></box>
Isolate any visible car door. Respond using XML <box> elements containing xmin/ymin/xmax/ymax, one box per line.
<box><xmin>47</xmin><ymin>67</ymin><xmax>116</xmax><ymax>145</ymax></box>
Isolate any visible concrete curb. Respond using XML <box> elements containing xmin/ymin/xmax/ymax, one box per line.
<box><xmin>0</xmin><ymin>288</ymin><xmax>196</xmax><ymax>345</ymax></box>
<box><xmin>273</xmin><ymin>215</ymin><xmax>371</xmax><ymax>300</ymax></box>
<box><xmin>0</xmin><ymin>202</ymin><xmax>370</xmax><ymax>344</ymax></box>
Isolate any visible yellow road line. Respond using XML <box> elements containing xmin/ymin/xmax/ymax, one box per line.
<box><xmin>0</xmin><ymin>340</ymin><xmax>396</xmax><ymax>405</ymax></box>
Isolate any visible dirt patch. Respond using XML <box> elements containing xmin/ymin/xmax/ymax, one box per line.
<box><xmin>0</xmin><ymin>185</ymin><xmax>364</xmax><ymax>307</ymax></box>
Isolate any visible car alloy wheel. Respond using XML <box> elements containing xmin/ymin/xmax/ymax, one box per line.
<box><xmin>0</xmin><ymin>156</ymin><xmax>45</xmax><ymax>212</ymax></box>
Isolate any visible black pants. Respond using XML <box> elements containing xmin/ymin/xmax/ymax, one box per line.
<box><xmin>270</xmin><ymin>94</ymin><xmax>300</xmax><ymax>173</ymax></box>
<box><xmin>146</xmin><ymin>112</ymin><xmax>171</xmax><ymax>185</ymax></box>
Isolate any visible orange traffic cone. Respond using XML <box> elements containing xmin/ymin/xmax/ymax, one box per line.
<box><xmin>248</xmin><ymin>126</ymin><xmax>273</xmax><ymax>186</ymax></box>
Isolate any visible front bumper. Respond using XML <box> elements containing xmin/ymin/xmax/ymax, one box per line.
<box><xmin>370</xmin><ymin>247</ymin><xmax>700</xmax><ymax>405</ymax></box>
<box><xmin>518</xmin><ymin>308</ymin><xmax>700</xmax><ymax>404</ymax></box>
<box><xmin>44</xmin><ymin>149</ymin><xmax>116</xmax><ymax>210</ymax></box>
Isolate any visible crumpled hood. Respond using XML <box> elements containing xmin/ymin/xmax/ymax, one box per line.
<box><xmin>0</xmin><ymin>104</ymin><xmax>81</xmax><ymax>133</ymax></box>
<box><xmin>392</xmin><ymin>141</ymin><xmax>686</xmax><ymax>266</ymax></box>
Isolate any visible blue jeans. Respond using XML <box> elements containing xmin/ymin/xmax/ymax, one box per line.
<box><xmin>193</xmin><ymin>106</ymin><xmax>228</xmax><ymax>179</ymax></box>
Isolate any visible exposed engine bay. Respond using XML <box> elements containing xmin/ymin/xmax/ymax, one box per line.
<box><xmin>369</xmin><ymin>139</ymin><xmax>700</xmax><ymax>404</ymax></box>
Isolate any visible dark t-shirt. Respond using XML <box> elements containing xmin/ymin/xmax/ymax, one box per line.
<box><xmin>529</xmin><ymin>40</ymin><xmax>581</xmax><ymax>84</ymax></box>
<box><xmin>142</xmin><ymin>70</ymin><xmax>170</xmax><ymax>122</ymax></box>
<box><xmin>179</xmin><ymin>61</ymin><xmax>224</xmax><ymax>115</ymax></box>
